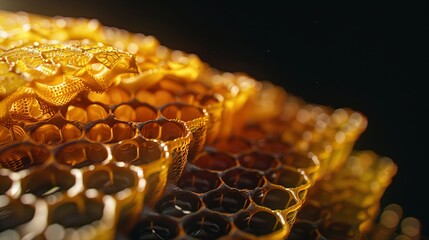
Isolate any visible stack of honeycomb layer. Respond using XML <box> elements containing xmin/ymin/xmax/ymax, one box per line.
<box><xmin>0</xmin><ymin>10</ymin><xmax>401</xmax><ymax>240</ymax></box>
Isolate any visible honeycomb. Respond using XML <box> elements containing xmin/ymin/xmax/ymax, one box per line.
<box><xmin>0</xmin><ymin>10</ymin><xmax>411</xmax><ymax>240</ymax></box>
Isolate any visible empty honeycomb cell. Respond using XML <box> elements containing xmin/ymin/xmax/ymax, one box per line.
<box><xmin>155</xmin><ymin>190</ymin><xmax>201</xmax><ymax>217</ymax></box>
<box><xmin>113</xmin><ymin>101</ymin><xmax>158</xmax><ymax>122</ymax></box>
<box><xmin>112</xmin><ymin>137</ymin><xmax>169</xmax><ymax>205</ymax></box>
<box><xmin>234</xmin><ymin>210</ymin><xmax>285</xmax><ymax>237</ymax></box>
<box><xmin>281</xmin><ymin>152</ymin><xmax>320</xmax><ymax>181</ymax></box>
<box><xmin>160</xmin><ymin>102</ymin><xmax>208</xmax><ymax>159</ymax></box>
<box><xmin>214</xmin><ymin>136</ymin><xmax>252</xmax><ymax>154</ymax></box>
<box><xmin>0</xmin><ymin>125</ymin><xmax>26</xmax><ymax>146</ymax></box>
<box><xmin>55</xmin><ymin>141</ymin><xmax>108</xmax><ymax>168</ymax></box>
<box><xmin>0</xmin><ymin>142</ymin><xmax>51</xmax><ymax>171</ymax></box>
<box><xmin>87</xmin><ymin>86</ymin><xmax>131</xmax><ymax>105</ymax></box>
<box><xmin>28</xmin><ymin>116</ymin><xmax>83</xmax><ymax>145</ymax></box>
<box><xmin>82</xmin><ymin>163</ymin><xmax>145</xmax><ymax>232</ymax></box>
<box><xmin>29</xmin><ymin>124</ymin><xmax>61</xmax><ymax>145</ymax></box>
<box><xmin>139</xmin><ymin>119</ymin><xmax>191</xmax><ymax>181</ymax></box>
<box><xmin>178</xmin><ymin>169</ymin><xmax>221</xmax><ymax>193</ymax></box>
<box><xmin>238</xmin><ymin>151</ymin><xmax>279</xmax><ymax>171</ymax></box>
<box><xmin>129</xmin><ymin>215</ymin><xmax>179</xmax><ymax>240</ymax></box>
<box><xmin>317</xmin><ymin>221</ymin><xmax>360</xmax><ymax>240</ymax></box>
<box><xmin>252</xmin><ymin>187</ymin><xmax>297</xmax><ymax>212</ymax></box>
<box><xmin>203</xmin><ymin>186</ymin><xmax>250</xmax><ymax>213</ymax></box>
<box><xmin>83</xmin><ymin>163</ymin><xmax>141</xmax><ymax>195</ymax></box>
<box><xmin>46</xmin><ymin>194</ymin><xmax>116</xmax><ymax>240</ymax></box>
<box><xmin>20</xmin><ymin>164</ymin><xmax>76</xmax><ymax>198</ymax></box>
<box><xmin>222</xmin><ymin>168</ymin><xmax>265</xmax><ymax>190</ymax></box>
<box><xmin>64</xmin><ymin>103</ymin><xmax>109</xmax><ymax>123</ymax></box>
<box><xmin>0</xmin><ymin>196</ymin><xmax>36</xmax><ymax>232</ymax></box>
<box><xmin>267</xmin><ymin>166</ymin><xmax>311</xmax><ymax>200</ymax></box>
<box><xmin>0</xmin><ymin>170</ymin><xmax>12</xmax><ymax>195</ymax></box>
<box><xmin>85</xmin><ymin>118</ymin><xmax>136</xmax><ymax>143</ymax></box>
<box><xmin>191</xmin><ymin>150</ymin><xmax>237</xmax><ymax>171</ymax></box>
<box><xmin>183</xmin><ymin>211</ymin><xmax>231</xmax><ymax>239</ymax></box>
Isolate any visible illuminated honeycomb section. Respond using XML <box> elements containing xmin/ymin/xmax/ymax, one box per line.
<box><xmin>0</xmin><ymin>10</ymin><xmax>407</xmax><ymax>240</ymax></box>
<box><xmin>289</xmin><ymin>151</ymin><xmax>397</xmax><ymax>239</ymax></box>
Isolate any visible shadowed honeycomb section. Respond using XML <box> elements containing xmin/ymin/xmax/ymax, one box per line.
<box><xmin>0</xmin><ymin>196</ymin><xmax>36</xmax><ymax>232</ymax></box>
<box><xmin>0</xmin><ymin>142</ymin><xmax>51</xmax><ymax>171</ymax></box>
<box><xmin>20</xmin><ymin>164</ymin><xmax>76</xmax><ymax>198</ymax></box>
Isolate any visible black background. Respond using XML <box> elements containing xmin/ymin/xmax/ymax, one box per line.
<box><xmin>1</xmin><ymin>0</ymin><xmax>428</xmax><ymax>236</ymax></box>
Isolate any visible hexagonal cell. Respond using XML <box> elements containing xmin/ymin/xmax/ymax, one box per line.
<box><xmin>214</xmin><ymin>137</ymin><xmax>252</xmax><ymax>154</ymax></box>
<box><xmin>85</xmin><ymin>119</ymin><xmax>135</xmax><ymax>143</ymax></box>
<box><xmin>192</xmin><ymin>151</ymin><xmax>236</xmax><ymax>171</ymax></box>
<box><xmin>252</xmin><ymin>187</ymin><xmax>297</xmax><ymax>211</ymax></box>
<box><xmin>238</xmin><ymin>152</ymin><xmax>279</xmax><ymax>171</ymax></box>
<box><xmin>64</xmin><ymin>103</ymin><xmax>109</xmax><ymax>123</ymax></box>
<box><xmin>82</xmin><ymin>164</ymin><xmax>138</xmax><ymax>195</ymax></box>
<box><xmin>55</xmin><ymin>141</ymin><xmax>108</xmax><ymax>168</ymax></box>
<box><xmin>155</xmin><ymin>191</ymin><xmax>201</xmax><ymax>217</ymax></box>
<box><xmin>203</xmin><ymin>187</ymin><xmax>249</xmax><ymax>213</ymax></box>
<box><xmin>112</xmin><ymin>138</ymin><xmax>164</xmax><ymax>165</ymax></box>
<box><xmin>0</xmin><ymin>142</ymin><xmax>50</xmax><ymax>171</ymax></box>
<box><xmin>139</xmin><ymin>119</ymin><xmax>189</xmax><ymax>142</ymax></box>
<box><xmin>317</xmin><ymin>221</ymin><xmax>359</xmax><ymax>240</ymax></box>
<box><xmin>222</xmin><ymin>168</ymin><xmax>265</xmax><ymax>190</ymax></box>
<box><xmin>112</xmin><ymin>138</ymin><xmax>168</xmax><ymax>204</ymax></box>
<box><xmin>178</xmin><ymin>170</ymin><xmax>221</xmax><ymax>193</ymax></box>
<box><xmin>20</xmin><ymin>165</ymin><xmax>76</xmax><ymax>198</ymax></box>
<box><xmin>140</xmin><ymin>119</ymin><xmax>191</xmax><ymax>181</ymax></box>
<box><xmin>0</xmin><ymin>197</ymin><xmax>36</xmax><ymax>232</ymax></box>
<box><xmin>113</xmin><ymin>101</ymin><xmax>158</xmax><ymax>122</ymax></box>
<box><xmin>235</xmin><ymin>210</ymin><xmax>283</xmax><ymax>236</ymax></box>
<box><xmin>28</xmin><ymin>116</ymin><xmax>83</xmax><ymax>145</ymax></box>
<box><xmin>49</xmin><ymin>196</ymin><xmax>105</xmax><ymax>228</ymax></box>
<box><xmin>160</xmin><ymin>102</ymin><xmax>205</xmax><ymax>122</ymax></box>
<box><xmin>183</xmin><ymin>212</ymin><xmax>231</xmax><ymax>239</ymax></box>
<box><xmin>129</xmin><ymin>215</ymin><xmax>179</xmax><ymax>240</ymax></box>
<box><xmin>30</xmin><ymin>124</ymin><xmax>62</xmax><ymax>145</ymax></box>
<box><xmin>281</xmin><ymin>152</ymin><xmax>319</xmax><ymax>179</ymax></box>
<box><xmin>267</xmin><ymin>167</ymin><xmax>309</xmax><ymax>192</ymax></box>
